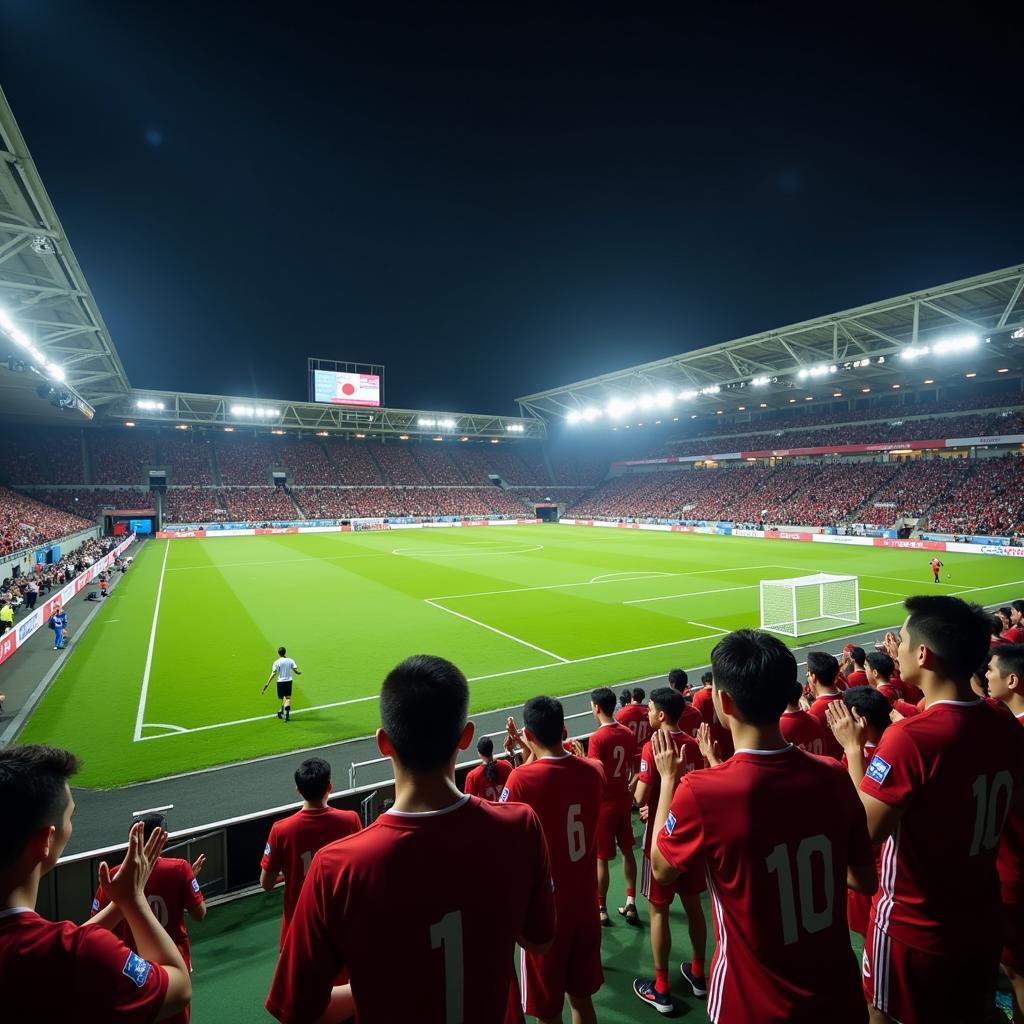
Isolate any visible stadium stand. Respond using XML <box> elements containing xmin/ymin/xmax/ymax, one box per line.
<box><xmin>160</xmin><ymin>434</ymin><xmax>215</xmax><ymax>484</ymax></box>
<box><xmin>88</xmin><ymin>430</ymin><xmax>158</xmax><ymax>484</ymax></box>
<box><xmin>22</xmin><ymin>487</ymin><xmax>154</xmax><ymax>520</ymax></box>
<box><xmin>277</xmin><ymin>438</ymin><xmax>337</xmax><ymax>486</ymax></box>
<box><xmin>409</xmin><ymin>444</ymin><xmax>468</xmax><ymax>485</ymax></box>
<box><xmin>164</xmin><ymin>486</ymin><xmax>228</xmax><ymax>523</ymax></box>
<box><xmin>321</xmin><ymin>441</ymin><xmax>385</xmax><ymax>485</ymax></box>
<box><xmin>216</xmin><ymin>436</ymin><xmax>283</xmax><ymax>486</ymax></box>
<box><xmin>926</xmin><ymin>455</ymin><xmax>1024</xmax><ymax>536</ymax></box>
<box><xmin>367</xmin><ymin>443</ymin><xmax>430</xmax><ymax>485</ymax></box>
<box><xmin>292</xmin><ymin>486</ymin><xmax>530</xmax><ymax>520</ymax></box>
<box><xmin>0</xmin><ymin>426</ymin><xmax>84</xmax><ymax>485</ymax></box>
<box><xmin>0</xmin><ymin>486</ymin><xmax>92</xmax><ymax>555</ymax></box>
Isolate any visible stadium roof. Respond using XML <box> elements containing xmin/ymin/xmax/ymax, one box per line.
<box><xmin>0</xmin><ymin>85</ymin><xmax>131</xmax><ymax>416</ymax></box>
<box><xmin>516</xmin><ymin>264</ymin><xmax>1024</xmax><ymax>422</ymax></box>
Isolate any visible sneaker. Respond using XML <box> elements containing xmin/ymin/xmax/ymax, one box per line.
<box><xmin>276</xmin><ymin>710</ymin><xmax>283</xmax><ymax>719</ymax></box>
<box><xmin>633</xmin><ymin>979</ymin><xmax>673</xmax><ymax>1015</ymax></box>
<box><xmin>618</xmin><ymin>902</ymin><xmax>640</xmax><ymax>925</ymax></box>
<box><xmin>599</xmin><ymin>906</ymin><xmax>611</xmax><ymax>927</ymax></box>
<box><xmin>680</xmin><ymin>963</ymin><xmax>707</xmax><ymax>998</ymax></box>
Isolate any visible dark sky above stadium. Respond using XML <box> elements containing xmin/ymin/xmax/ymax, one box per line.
<box><xmin>0</xmin><ymin>3</ymin><xmax>1021</xmax><ymax>415</ymax></box>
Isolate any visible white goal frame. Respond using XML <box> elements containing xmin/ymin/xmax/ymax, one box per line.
<box><xmin>759</xmin><ymin>573</ymin><xmax>860</xmax><ymax>638</ymax></box>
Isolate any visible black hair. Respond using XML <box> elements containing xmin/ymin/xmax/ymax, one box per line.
<box><xmin>523</xmin><ymin>695</ymin><xmax>565</xmax><ymax>748</ymax></box>
<box><xmin>994</xmin><ymin>644</ymin><xmax>1024</xmax><ymax>682</ymax></box>
<box><xmin>711</xmin><ymin>629</ymin><xmax>796</xmax><ymax>726</ymax></box>
<box><xmin>787</xmin><ymin>679</ymin><xmax>804</xmax><ymax>705</ymax></box>
<box><xmin>136</xmin><ymin>811</ymin><xmax>168</xmax><ymax>841</ymax></box>
<box><xmin>991</xmin><ymin>615</ymin><xmax>1006</xmax><ymax>637</ymax></box>
<box><xmin>865</xmin><ymin>651</ymin><xmax>894</xmax><ymax>681</ymax></box>
<box><xmin>1000</xmin><ymin>607</ymin><xmax>1013</xmax><ymax>622</ymax></box>
<box><xmin>591</xmin><ymin>687</ymin><xmax>617</xmax><ymax>716</ymax></box>
<box><xmin>380</xmin><ymin>655</ymin><xmax>469</xmax><ymax>773</ymax></box>
<box><xmin>631</xmin><ymin>687</ymin><xmax>646</xmax><ymax>703</ymax></box>
<box><xmin>477</xmin><ymin>736</ymin><xmax>498</xmax><ymax>783</ymax></box>
<box><xmin>807</xmin><ymin>650</ymin><xmax>840</xmax><ymax>687</ymax></box>
<box><xmin>1013</xmin><ymin>601</ymin><xmax>1024</xmax><ymax>615</ymax></box>
<box><xmin>904</xmin><ymin>595</ymin><xmax>991</xmax><ymax>681</ymax></box>
<box><xmin>842</xmin><ymin>686</ymin><xmax>892</xmax><ymax>735</ymax></box>
<box><xmin>850</xmin><ymin>646</ymin><xmax>866</xmax><ymax>667</ymax></box>
<box><xmin>668</xmin><ymin>668</ymin><xmax>688</xmax><ymax>691</ymax></box>
<box><xmin>701</xmin><ymin>671</ymin><xmax>713</xmax><ymax>685</ymax></box>
<box><xmin>649</xmin><ymin>686</ymin><xmax>685</xmax><ymax>725</ymax></box>
<box><xmin>278</xmin><ymin>646</ymin><xmax>286</xmax><ymax>656</ymax></box>
<box><xmin>0</xmin><ymin>745</ymin><xmax>81</xmax><ymax>867</ymax></box>
<box><xmin>619</xmin><ymin>688</ymin><xmax>632</xmax><ymax>708</ymax></box>
<box><xmin>294</xmin><ymin>757</ymin><xmax>332</xmax><ymax>801</ymax></box>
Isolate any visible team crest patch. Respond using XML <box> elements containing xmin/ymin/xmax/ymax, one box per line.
<box><xmin>499</xmin><ymin>788</ymin><xmax>510</xmax><ymax>803</ymax></box>
<box><xmin>122</xmin><ymin>951</ymin><xmax>152</xmax><ymax>988</ymax></box>
<box><xmin>264</xmin><ymin>842</ymin><xmax>271</xmax><ymax>856</ymax></box>
<box><xmin>191</xmin><ymin>878</ymin><xmax>201</xmax><ymax>894</ymax></box>
<box><xmin>866</xmin><ymin>755</ymin><xmax>891</xmax><ymax>785</ymax></box>
<box><xmin>664</xmin><ymin>811</ymin><xmax>676</xmax><ymax>836</ymax></box>
<box><xmin>91</xmin><ymin>898</ymin><xmax>100</xmax><ymax>912</ymax></box>
<box><xmin>640</xmin><ymin>759</ymin><xmax>649</xmax><ymax>773</ymax></box>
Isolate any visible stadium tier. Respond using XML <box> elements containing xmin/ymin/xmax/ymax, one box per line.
<box><xmin>0</xmin><ymin>486</ymin><xmax>93</xmax><ymax>555</ymax></box>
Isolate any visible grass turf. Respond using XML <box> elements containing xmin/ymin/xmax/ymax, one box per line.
<box><xmin>18</xmin><ymin>525</ymin><xmax>1024</xmax><ymax>788</ymax></box>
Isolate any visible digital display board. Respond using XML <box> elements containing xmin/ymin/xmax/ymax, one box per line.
<box><xmin>129</xmin><ymin>518</ymin><xmax>153</xmax><ymax>535</ymax></box>
<box><xmin>313</xmin><ymin>370</ymin><xmax>381</xmax><ymax>407</ymax></box>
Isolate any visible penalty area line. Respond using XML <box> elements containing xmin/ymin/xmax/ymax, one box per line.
<box><xmin>423</xmin><ymin>598</ymin><xmax>568</xmax><ymax>662</ymax></box>
<box><xmin>133</xmin><ymin>542</ymin><xmax>170</xmax><ymax>743</ymax></box>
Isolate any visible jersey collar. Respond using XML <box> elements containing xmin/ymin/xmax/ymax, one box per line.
<box><xmin>0</xmin><ymin>907</ymin><xmax>34</xmax><ymax>920</ymax></box>
<box><xmin>734</xmin><ymin>743</ymin><xmax>795</xmax><ymax>756</ymax></box>
<box><xmin>385</xmin><ymin>794</ymin><xmax>470</xmax><ymax>818</ymax></box>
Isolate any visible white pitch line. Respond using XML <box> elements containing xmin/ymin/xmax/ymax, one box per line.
<box><xmin>142</xmin><ymin>722</ymin><xmax>188</xmax><ymax>735</ymax></box>
<box><xmin>426</xmin><ymin>564</ymin><xmax>779</xmax><ymax>603</ymax></box>
<box><xmin>133</xmin><ymin>542</ymin><xmax>171</xmax><ymax>743</ymax></box>
<box><xmin>860</xmin><ymin>577</ymin><xmax>1024</xmax><ymax>614</ymax></box>
<box><xmin>424</xmin><ymin>598</ymin><xmax>568</xmax><ymax>662</ymax></box>
<box><xmin>687</xmin><ymin>620</ymin><xmax>729</xmax><ymax>635</ymax></box>
<box><xmin>589</xmin><ymin>571</ymin><xmax>673</xmax><ymax>584</ymax></box>
<box><xmin>624</xmin><ymin>583</ymin><xmax>758</xmax><ymax>605</ymax></box>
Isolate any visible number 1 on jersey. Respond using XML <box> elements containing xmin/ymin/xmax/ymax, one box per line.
<box><xmin>430</xmin><ymin>911</ymin><xmax>464</xmax><ymax>1024</ymax></box>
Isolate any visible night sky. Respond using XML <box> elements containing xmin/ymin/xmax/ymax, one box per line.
<box><xmin>1</xmin><ymin>3</ymin><xmax>1021</xmax><ymax>415</ymax></box>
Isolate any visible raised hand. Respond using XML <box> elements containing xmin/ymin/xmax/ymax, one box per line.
<box><xmin>99</xmin><ymin>821</ymin><xmax>165</xmax><ymax>909</ymax></box>
<box><xmin>826</xmin><ymin>699</ymin><xmax>863</xmax><ymax>754</ymax></box>
<box><xmin>191</xmin><ymin>853</ymin><xmax>206</xmax><ymax>877</ymax></box>
<box><xmin>650</xmin><ymin>728</ymin><xmax>684</xmax><ymax>782</ymax></box>
<box><xmin>696</xmin><ymin>722</ymin><xmax>721</xmax><ymax>767</ymax></box>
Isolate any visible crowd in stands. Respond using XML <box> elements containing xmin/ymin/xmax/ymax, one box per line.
<box><xmin>409</xmin><ymin>445</ymin><xmax>468</xmax><ymax>486</ymax></box>
<box><xmin>276</xmin><ymin>439</ymin><xmax>339</xmax><ymax>486</ymax></box>
<box><xmin>292</xmin><ymin>486</ymin><xmax>531</xmax><ymax>520</ymax></box>
<box><xmin>216</xmin><ymin>437</ymin><xmax>282</xmax><ymax>486</ymax></box>
<box><xmin>368</xmin><ymin>444</ymin><xmax>430</xmax><ymax>485</ymax></box>
<box><xmin>7</xmin><ymin>592</ymin><xmax>1024</xmax><ymax>1023</ymax></box>
<box><xmin>164</xmin><ymin>487</ymin><xmax>227</xmax><ymax>524</ymax></box>
<box><xmin>89</xmin><ymin>430</ymin><xmax>157</xmax><ymax>485</ymax></box>
<box><xmin>159</xmin><ymin>434</ymin><xmax>214</xmax><ymax>484</ymax></box>
<box><xmin>0</xmin><ymin>486</ymin><xmax>92</xmax><ymax>556</ymax></box>
<box><xmin>22</xmin><ymin>488</ymin><xmax>154</xmax><ymax>520</ymax></box>
<box><xmin>547</xmin><ymin>453</ymin><xmax>611</xmax><ymax>486</ymax></box>
<box><xmin>926</xmin><ymin>456</ymin><xmax>1024</xmax><ymax>537</ymax></box>
<box><xmin>0</xmin><ymin>426</ymin><xmax>84</xmax><ymax>485</ymax></box>
<box><xmin>320</xmin><ymin>441</ymin><xmax>384</xmax><ymax>485</ymax></box>
<box><xmin>218</xmin><ymin>487</ymin><xmax>297</xmax><ymax>521</ymax></box>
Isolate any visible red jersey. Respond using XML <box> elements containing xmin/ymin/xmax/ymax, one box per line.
<box><xmin>464</xmin><ymin>758</ymin><xmax>513</xmax><ymax>802</ymax></box>
<box><xmin>692</xmin><ymin>686</ymin><xmax>715</xmax><ymax>725</ymax></box>
<box><xmin>266</xmin><ymin>796</ymin><xmax>555</xmax><ymax>1024</ymax></box>
<box><xmin>615</xmin><ymin>704</ymin><xmax>651</xmax><ymax>765</ymax></box>
<box><xmin>1004</xmin><ymin>626</ymin><xmax>1024</xmax><ymax>644</ymax></box>
<box><xmin>779</xmin><ymin>709</ymin><xmax>829</xmax><ymax>755</ymax></box>
<box><xmin>806</xmin><ymin>693</ymin><xmax>844</xmax><ymax>759</ymax></box>
<box><xmin>92</xmin><ymin>856</ymin><xmax>204</xmax><ymax>964</ymax></box>
<box><xmin>860</xmin><ymin>699</ymin><xmax>1024</xmax><ymax>953</ymax></box>
<box><xmin>501</xmin><ymin>753</ymin><xmax>604</xmax><ymax>924</ymax></box>
<box><xmin>679</xmin><ymin>702</ymin><xmax>703</xmax><ymax>737</ymax></box>
<box><xmin>261</xmin><ymin>805</ymin><xmax>362</xmax><ymax>945</ymax></box>
<box><xmin>876</xmin><ymin>681</ymin><xmax>902</xmax><ymax>705</ymax></box>
<box><xmin>0</xmin><ymin>908</ymin><xmax>169</xmax><ymax>1023</ymax></box>
<box><xmin>657</xmin><ymin>746</ymin><xmax>872</xmax><ymax>1024</ymax></box>
<box><xmin>998</xmin><ymin>711</ymin><xmax>1024</xmax><ymax>905</ymax></box>
<box><xmin>587</xmin><ymin>720</ymin><xmax>638</xmax><ymax>801</ymax></box>
<box><xmin>845</xmin><ymin>670</ymin><xmax>868</xmax><ymax>688</ymax></box>
<box><xmin>930</xmin><ymin>558</ymin><xmax>942</xmax><ymax>571</ymax></box>
<box><xmin>638</xmin><ymin>730</ymin><xmax>702</xmax><ymax>854</ymax></box>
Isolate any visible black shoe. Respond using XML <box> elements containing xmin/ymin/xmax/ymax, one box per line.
<box><xmin>599</xmin><ymin>906</ymin><xmax>611</xmax><ymax>927</ymax></box>
<box><xmin>277</xmin><ymin>710</ymin><xmax>283</xmax><ymax>719</ymax></box>
<box><xmin>680</xmin><ymin>963</ymin><xmax>707</xmax><ymax>998</ymax></box>
<box><xmin>633</xmin><ymin>979</ymin><xmax>673</xmax><ymax>1015</ymax></box>
<box><xmin>618</xmin><ymin>902</ymin><xmax>640</xmax><ymax>925</ymax></box>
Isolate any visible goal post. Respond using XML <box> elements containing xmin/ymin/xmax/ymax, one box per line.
<box><xmin>760</xmin><ymin>573</ymin><xmax>860</xmax><ymax>638</ymax></box>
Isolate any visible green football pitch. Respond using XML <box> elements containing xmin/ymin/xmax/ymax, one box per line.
<box><xmin>18</xmin><ymin>525</ymin><xmax>1024</xmax><ymax>788</ymax></box>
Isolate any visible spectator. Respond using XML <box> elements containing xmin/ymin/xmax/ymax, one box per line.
<box><xmin>0</xmin><ymin>599</ymin><xmax>12</xmax><ymax>635</ymax></box>
<box><xmin>0</xmin><ymin>745</ymin><xmax>192</xmax><ymax>1021</ymax></box>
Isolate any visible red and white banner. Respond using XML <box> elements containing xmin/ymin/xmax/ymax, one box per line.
<box><xmin>0</xmin><ymin>534</ymin><xmax>135</xmax><ymax>668</ymax></box>
<box><xmin>157</xmin><ymin>519</ymin><xmax>541</xmax><ymax>539</ymax></box>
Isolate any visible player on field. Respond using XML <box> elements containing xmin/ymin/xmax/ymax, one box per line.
<box><xmin>91</xmin><ymin>812</ymin><xmax>206</xmax><ymax>1024</ymax></box>
<box><xmin>668</xmin><ymin>668</ymin><xmax>703</xmax><ymax>735</ymax></box>
<box><xmin>260</xmin><ymin>757</ymin><xmax>361</xmax><ymax>947</ymax></box>
<box><xmin>502</xmin><ymin>696</ymin><xmax>604</xmax><ymax>1024</ymax></box>
<box><xmin>463</xmin><ymin>736</ymin><xmax>513</xmax><ymax>801</ymax></box>
<box><xmin>857</xmin><ymin>596</ymin><xmax>1024</xmax><ymax>1024</ymax></box>
<box><xmin>584</xmin><ymin>687</ymin><xmax>639</xmax><ymax>926</ymax></box>
<box><xmin>805</xmin><ymin>650</ymin><xmax>845</xmax><ymax>759</ymax></box>
<box><xmin>779</xmin><ymin>679</ymin><xmax>829</xmax><ymax>754</ymax></box>
<box><xmin>262</xmin><ymin>645</ymin><xmax>301</xmax><ymax>722</ymax></box>
<box><xmin>0</xmin><ymin>745</ymin><xmax>192</xmax><ymax>1022</ymax></box>
<box><xmin>826</xmin><ymin>686</ymin><xmax>893</xmax><ymax>938</ymax></box>
<box><xmin>266</xmin><ymin>656</ymin><xmax>555</xmax><ymax>1024</ymax></box>
<box><xmin>691</xmin><ymin>671</ymin><xmax>715</xmax><ymax>725</ymax></box>
<box><xmin>929</xmin><ymin>557</ymin><xmax>943</xmax><ymax>582</ymax></box>
<box><xmin>988</xmin><ymin>644</ymin><xmax>1024</xmax><ymax>1021</ymax></box>
<box><xmin>633</xmin><ymin>687</ymin><xmax>706</xmax><ymax>1014</ymax></box>
<box><xmin>651</xmin><ymin>629</ymin><xmax>876</xmax><ymax>1024</ymax></box>
<box><xmin>615</xmin><ymin>687</ymin><xmax>651</xmax><ymax>771</ymax></box>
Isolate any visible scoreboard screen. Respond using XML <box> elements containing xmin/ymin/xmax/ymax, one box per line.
<box><xmin>313</xmin><ymin>370</ymin><xmax>381</xmax><ymax>407</ymax></box>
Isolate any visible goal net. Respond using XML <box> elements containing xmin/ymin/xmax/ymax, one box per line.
<box><xmin>760</xmin><ymin>573</ymin><xmax>860</xmax><ymax>638</ymax></box>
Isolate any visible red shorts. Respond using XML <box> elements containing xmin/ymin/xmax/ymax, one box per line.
<box><xmin>863</xmin><ymin>917</ymin><xmax>998</xmax><ymax>1023</ymax></box>
<box><xmin>847</xmin><ymin>889</ymin><xmax>870</xmax><ymax>938</ymax></box>
<box><xmin>641</xmin><ymin>851</ymin><xmax>705</xmax><ymax>906</ymax></box>
<box><xmin>595</xmin><ymin>796</ymin><xmax>635</xmax><ymax>861</ymax></box>
<box><xmin>1004</xmin><ymin>900</ymin><xmax>1024</xmax><ymax>972</ymax></box>
<box><xmin>520</xmin><ymin>916</ymin><xmax>603</xmax><ymax>1018</ymax></box>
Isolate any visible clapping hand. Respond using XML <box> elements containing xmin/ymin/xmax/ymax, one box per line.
<box><xmin>191</xmin><ymin>853</ymin><xmax>206</xmax><ymax>877</ymax></box>
<box><xmin>98</xmin><ymin>821</ymin><xmax>166</xmax><ymax>909</ymax></box>
<box><xmin>825</xmin><ymin>700</ymin><xmax>864</xmax><ymax>754</ymax></box>
<box><xmin>695</xmin><ymin>722</ymin><xmax>721</xmax><ymax>767</ymax></box>
<box><xmin>504</xmin><ymin>717</ymin><xmax>524</xmax><ymax>756</ymax></box>
<box><xmin>650</xmin><ymin>729</ymin><xmax>684</xmax><ymax>782</ymax></box>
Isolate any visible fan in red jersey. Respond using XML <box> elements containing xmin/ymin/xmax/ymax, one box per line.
<box><xmin>988</xmin><ymin>644</ymin><xmax>1024</xmax><ymax>1021</ymax></box>
<box><xmin>0</xmin><ymin>746</ymin><xmax>192</xmax><ymax>1023</ymax></box>
<box><xmin>615</xmin><ymin>687</ymin><xmax>652</xmax><ymax>772</ymax></box>
<box><xmin>825</xmin><ymin>686</ymin><xmax>893</xmax><ymax>938</ymax></box>
<box><xmin>463</xmin><ymin>736</ymin><xmax>513</xmax><ymax>801</ymax></box>
<box><xmin>804</xmin><ymin>650</ymin><xmax>845</xmax><ymax>759</ymax></box>
<box><xmin>841</xmin><ymin>646</ymin><xmax>869</xmax><ymax>689</ymax></box>
<box><xmin>633</xmin><ymin>687</ymin><xmax>707</xmax><ymax>1014</ymax></box>
<box><xmin>267</xmin><ymin>656</ymin><xmax>555</xmax><ymax>1024</ymax></box>
<box><xmin>779</xmin><ymin>679</ymin><xmax>830</xmax><ymax>754</ymax></box>
<box><xmin>260</xmin><ymin>757</ymin><xmax>362</xmax><ymax>947</ymax></box>
<box><xmin>583</xmin><ymin>687</ymin><xmax>639</xmax><ymax>927</ymax></box>
<box><xmin>91</xmin><ymin>811</ymin><xmax>206</xmax><ymax>1024</ymax></box>
<box><xmin>501</xmin><ymin>696</ymin><xmax>605</xmax><ymax>1024</ymax></box>
<box><xmin>668</xmin><ymin>668</ymin><xmax>704</xmax><ymax>736</ymax></box>
<box><xmin>652</xmin><ymin>629</ymin><xmax>876</xmax><ymax>1024</ymax></box>
<box><xmin>864</xmin><ymin>651</ymin><xmax>904</xmax><ymax>704</ymax></box>
<box><xmin>691</xmin><ymin>671</ymin><xmax>715</xmax><ymax>725</ymax></box>
<box><xmin>1002</xmin><ymin>601</ymin><xmax>1024</xmax><ymax>644</ymax></box>
<box><xmin>858</xmin><ymin>597</ymin><xmax>1024</xmax><ymax>1024</ymax></box>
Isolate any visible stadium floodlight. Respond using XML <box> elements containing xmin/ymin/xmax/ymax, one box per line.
<box><xmin>932</xmin><ymin>333</ymin><xmax>978</xmax><ymax>355</ymax></box>
<box><xmin>566</xmin><ymin>410</ymin><xmax>582</xmax><ymax>425</ymax></box>
<box><xmin>582</xmin><ymin>407</ymin><xmax>600</xmax><ymax>422</ymax></box>
<box><xmin>46</xmin><ymin>363</ymin><xmax>65</xmax><ymax>382</ymax></box>
<box><xmin>751</xmin><ymin>375</ymin><xmax>771</xmax><ymax>387</ymax></box>
<box><xmin>418</xmin><ymin>417</ymin><xmax>435</xmax><ymax>427</ymax></box>
<box><xmin>638</xmin><ymin>394</ymin><xmax>655</xmax><ymax>410</ymax></box>
<box><xmin>606</xmin><ymin>398</ymin><xmax>634</xmax><ymax>419</ymax></box>
<box><xmin>699</xmin><ymin>385</ymin><xmax>721</xmax><ymax>395</ymax></box>
<box><xmin>655</xmin><ymin>389</ymin><xmax>673</xmax><ymax>408</ymax></box>
<box><xmin>900</xmin><ymin>345</ymin><xmax>929</xmax><ymax>360</ymax></box>
<box><xmin>136</xmin><ymin>399</ymin><xmax>165</xmax><ymax>411</ymax></box>
<box><xmin>678</xmin><ymin>389</ymin><xmax>698</xmax><ymax>400</ymax></box>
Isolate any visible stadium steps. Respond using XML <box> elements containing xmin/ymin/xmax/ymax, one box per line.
<box><xmin>841</xmin><ymin>464</ymin><xmax>904</xmax><ymax>524</ymax></box>
<box><xmin>209</xmin><ymin>444</ymin><xmax>223</xmax><ymax>487</ymax></box>
<box><xmin>285</xmin><ymin>488</ymin><xmax>305</xmax><ymax>519</ymax></box>
<box><xmin>365</xmin><ymin>443</ymin><xmax>391</xmax><ymax>483</ymax></box>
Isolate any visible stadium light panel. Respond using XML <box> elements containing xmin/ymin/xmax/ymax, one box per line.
<box><xmin>966</xmin><ymin>372</ymin><xmax>977</xmax><ymax>378</ymax></box>
<box><xmin>998</xmin><ymin>368</ymin><xmax>1009</xmax><ymax>373</ymax></box>
<box><xmin>582</xmin><ymin>407</ymin><xmax>600</xmax><ymax>422</ymax></box>
<box><xmin>489</xmin><ymin>438</ymin><xmax>499</xmax><ymax>443</ymax></box>
<box><xmin>759</xmin><ymin>402</ymin><xmax>767</xmax><ymax>408</ymax></box>
<box><xmin>224</xmin><ymin>426</ymin><xmax>234</xmax><ymax>432</ymax></box>
<box><xmin>399</xmin><ymin>434</ymin><xmax>409</xmax><ymax>440</ymax></box>
<box><xmin>655</xmin><ymin>389</ymin><xmax>673</xmax><ymax>408</ymax></box>
<box><xmin>125</xmin><ymin>421</ymin><xmax>135</xmax><ymax>427</ymax></box>
<box><xmin>699</xmin><ymin>385</ymin><xmax>720</xmax><ymax>396</ymax></box>
<box><xmin>566</xmin><ymin>410</ymin><xmax>582</xmax><ymax>425</ymax></box>
<box><xmin>678</xmin><ymin>389</ymin><xmax>698</xmax><ymax>400</ymax></box>
<box><xmin>46</xmin><ymin>364</ymin><xmax>66</xmax><ymax>382</ymax></box>
<box><xmin>751</xmin><ymin>376</ymin><xmax>771</xmax><ymax>387</ymax></box>
<box><xmin>923</xmin><ymin>379</ymin><xmax>934</xmax><ymax>384</ymax></box>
